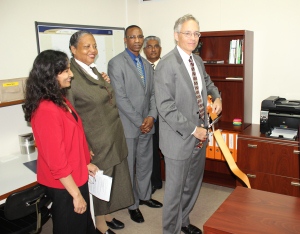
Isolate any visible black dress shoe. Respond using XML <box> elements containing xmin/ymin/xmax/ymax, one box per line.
<box><xmin>181</xmin><ymin>224</ymin><xmax>202</xmax><ymax>234</ymax></box>
<box><xmin>128</xmin><ymin>208</ymin><xmax>144</xmax><ymax>223</ymax></box>
<box><xmin>106</xmin><ymin>218</ymin><xmax>124</xmax><ymax>230</ymax></box>
<box><xmin>139</xmin><ymin>198</ymin><xmax>163</xmax><ymax>208</ymax></box>
<box><xmin>95</xmin><ymin>228</ymin><xmax>115</xmax><ymax>234</ymax></box>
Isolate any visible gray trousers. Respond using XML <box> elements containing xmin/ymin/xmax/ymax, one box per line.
<box><xmin>163</xmin><ymin>145</ymin><xmax>206</xmax><ymax>234</ymax></box>
<box><xmin>126</xmin><ymin>133</ymin><xmax>153</xmax><ymax>210</ymax></box>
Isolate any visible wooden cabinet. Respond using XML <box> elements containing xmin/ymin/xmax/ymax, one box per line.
<box><xmin>237</xmin><ymin>124</ymin><xmax>300</xmax><ymax>197</ymax></box>
<box><xmin>199</xmin><ymin>30</ymin><xmax>253</xmax><ymax>130</ymax></box>
<box><xmin>201</xmin><ymin>30</ymin><xmax>253</xmax><ymax>187</ymax></box>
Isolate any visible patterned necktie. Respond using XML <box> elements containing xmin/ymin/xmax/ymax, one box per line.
<box><xmin>151</xmin><ymin>63</ymin><xmax>155</xmax><ymax>70</ymax></box>
<box><xmin>189</xmin><ymin>56</ymin><xmax>205</xmax><ymax>119</ymax></box>
<box><xmin>135</xmin><ymin>58</ymin><xmax>145</xmax><ymax>86</ymax></box>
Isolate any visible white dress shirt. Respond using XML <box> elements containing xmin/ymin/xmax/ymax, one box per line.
<box><xmin>74</xmin><ymin>58</ymin><xmax>98</xmax><ymax>80</ymax></box>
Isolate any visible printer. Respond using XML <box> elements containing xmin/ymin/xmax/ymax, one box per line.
<box><xmin>260</xmin><ymin>96</ymin><xmax>300</xmax><ymax>138</ymax></box>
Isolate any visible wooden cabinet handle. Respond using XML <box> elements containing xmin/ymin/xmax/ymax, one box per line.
<box><xmin>291</xmin><ymin>182</ymin><xmax>300</xmax><ymax>187</ymax></box>
<box><xmin>246</xmin><ymin>174</ymin><xmax>256</xmax><ymax>178</ymax></box>
<box><xmin>247</xmin><ymin>144</ymin><xmax>257</xmax><ymax>148</ymax></box>
<box><xmin>293</xmin><ymin>150</ymin><xmax>300</xmax><ymax>154</ymax></box>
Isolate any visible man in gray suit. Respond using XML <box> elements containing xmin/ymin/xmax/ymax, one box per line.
<box><xmin>154</xmin><ymin>14</ymin><xmax>222</xmax><ymax>234</ymax></box>
<box><xmin>108</xmin><ymin>25</ymin><xmax>162</xmax><ymax>224</ymax></box>
<box><xmin>143</xmin><ymin>35</ymin><xmax>163</xmax><ymax>194</ymax></box>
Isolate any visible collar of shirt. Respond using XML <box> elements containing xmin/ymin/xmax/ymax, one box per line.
<box><xmin>126</xmin><ymin>48</ymin><xmax>146</xmax><ymax>78</ymax></box>
<box><xmin>176</xmin><ymin>45</ymin><xmax>202</xmax><ymax>92</ymax></box>
<box><xmin>147</xmin><ymin>58</ymin><xmax>161</xmax><ymax>70</ymax></box>
<box><xmin>74</xmin><ymin>58</ymin><xmax>98</xmax><ymax>80</ymax></box>
<box><xmin>126</xmin><ymin>48</ymin><xmax>143</xmax><ymax>63</ymax></box>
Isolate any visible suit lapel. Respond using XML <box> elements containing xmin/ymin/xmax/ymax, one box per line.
<box><xmin>123</xmin><ymin>51</ymin><xmax>146</xmax><ymax>91</ymax></box>
<box><xmin>70</xmin><ymin>58</ymin><xmax>106</xmax><ymax>87</ymax></box>
<box><xmin>173</xmin><ymin>48</ymin><xmax>196</xmax><ymax>96</ymax></box>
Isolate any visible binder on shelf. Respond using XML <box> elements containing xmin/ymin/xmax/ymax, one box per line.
<box><xmin>206</xmin><ymin>132</ymin><xmax>215</xmax><ymax>159</ymax></box>
<box><xmin>228</xmin><ymin>40</ymin><xmax>237</xmax><ymax>64</ymax></box>
<box><xmin>227</xmin><ymin>132</ymin><xmax>237</xmax><ymax>162</ymax></box>
<box><xmin>241</xmin><ymin>39</ymin><xmax>244</xmax><ymax>64</ymax></box>
<box><xmin>214</xmin><ymin>136</ymin><xmax>222</xmax><ymax>160</ymax></box>
<box><xmin>220</xmin><ymin>132</ymin><xmax>227</xmax><ymax>161</ymax></box>
<box><xmin>235</xmin><ymin>39</ymin><xmax>241</xmax><ymax>64</ymax></box>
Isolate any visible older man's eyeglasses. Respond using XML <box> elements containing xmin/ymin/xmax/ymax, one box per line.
<box><xmin>179</xmin><ymin>31</ymin><xmax>201</xmax><ymax>38</ymax></box>
<box><xmin>145</xmin><ymin>45</ymin><xmax>161</xmax><ymax>50</ymax></box>
<box><xmin>127</xmin><ymin>35</ymin><xmax>144</xmax><ymax>40</ymax></box>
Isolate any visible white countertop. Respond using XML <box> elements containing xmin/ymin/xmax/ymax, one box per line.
<box><xmin>0</xmin><ymin>151</ymin><xmax>37</xmax><ymax>204</ymax></box>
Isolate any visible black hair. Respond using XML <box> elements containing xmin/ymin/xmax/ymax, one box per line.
<box><xmin>125</xmin><ymin>25</ymin><xmax>141</xmax><ymax>37</ymax></box>
<box><xmin>23</xmin><ymin>50</ymin><xmax>69</xmax><ymax>121</ymax></box>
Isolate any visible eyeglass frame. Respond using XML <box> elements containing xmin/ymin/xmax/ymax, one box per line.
<box><xmin>145</xmin><ymin>44</ymin><xmax>161</xmax><ymax>50</ymax></box>
<box><xmin>126</xmin><ymin>35</ymin><xmax>145</xmax><ymax>40</ymax></box>
<box><xmin>178</xmin><ymin>31</ymin><xmax>201</xmax><ymax>38</ymax></box>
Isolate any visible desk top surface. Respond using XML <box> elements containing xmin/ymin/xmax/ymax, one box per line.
<box><xmin>0</xmin><ymin>151</ymin><xmax>37</xmax><ymax>203</ymax></box>
<box><xmin>204</xmin><ymin>186</ymin><xmax>300</xmax><ymax>234</ymax></box>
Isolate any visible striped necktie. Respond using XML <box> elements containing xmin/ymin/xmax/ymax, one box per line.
<box><xmin>151</xmin><ymin>63</ymin><xmax>155</xmax><ymax>70</ymax></box>
<box><xmin>189</xmin><ymin>56</ymin><xmax>205</xmax><ymax>119</ymax></box>
<box><xmin>135</xmin><ymin>58</ymin><xmax>145</xmax><ymax>86</ymax></box>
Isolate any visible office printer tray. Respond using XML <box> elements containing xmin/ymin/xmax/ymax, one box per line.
<box><xmin>266</xmin><ymin>127</ymin><xmax>298</xmax><ymax>140</ymax></box>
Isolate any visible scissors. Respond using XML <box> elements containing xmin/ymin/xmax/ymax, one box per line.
<box><xmin>205</xmin><ymin>115</ymin><xmax>222</xmax><ymax>133</ymax></box>
<box><xmin>196</xmin><ymin>115</ymin><xmax>222</xmax><ymax>148</ymax></box>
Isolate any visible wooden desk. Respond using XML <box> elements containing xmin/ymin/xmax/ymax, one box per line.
<box><xmin>0</xmin><ymin>152</ymin><xmax>37</xmax><ymax>203</ymax></box>
<box><xmin>204</xmin><ymin>186</ymin><xmax>300</xmax><ymax>234</ymax></box>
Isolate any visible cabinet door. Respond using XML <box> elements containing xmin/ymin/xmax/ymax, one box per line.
<box><xmin>237</xmin><ymin>139</ymin><xmax>300</xmax><ymax>178</ymax></box>
<box><xmin>237</xmin><ymin>169</ymin><xmax>300</xmax><ymax>197</ymax></box>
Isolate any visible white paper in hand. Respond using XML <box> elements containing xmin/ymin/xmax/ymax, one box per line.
<box><xmin>88</xmin><ymin>170</ymin><xmax>113</xmax><ymax>202</ymax></box>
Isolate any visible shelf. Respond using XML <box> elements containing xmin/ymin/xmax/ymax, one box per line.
<box><xmin>0</xmin><ymin>100</ymin><xmax>24</xmax><ymax>108</ymax></box>
<box><xmin>202</xmin><ymin>63</ymin><xmax>243</xmax><ymax>67</ymax></box>
<box><xmin>212</xmin><ymin>78</ymin><xmax>243</xmax><ymax>82</ymax></box>
<box><xmin>215</xmin><ymin>121</ymin><xmax>251</xmax><ymax>132</ymax></box>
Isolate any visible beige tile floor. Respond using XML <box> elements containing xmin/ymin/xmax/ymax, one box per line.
<box><xmin>41</xmin><ymin>182</ymin><xmax>233</xmax><ymax>234</ymax></box>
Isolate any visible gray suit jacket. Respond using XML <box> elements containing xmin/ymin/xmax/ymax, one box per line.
<box><xmin>108</xmin><ymin>50</ymin><xmax>157</xmax><ymax>138</ymax></box>
<box><xmin>154</xmin><ymin>47</ymin><xmax>220</xmax><ymax>160</ymax></box>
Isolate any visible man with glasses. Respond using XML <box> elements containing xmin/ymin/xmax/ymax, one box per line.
<box><xmin>108</xmin><ymin>25</ymin><xmax>162</xmax><ymax>225</ymax></box>
<box><xmin>143</xmin><ymin>36</ymin><xmax>163</xmax><ymax>195</ymax></box>
<box><xmin>154</xmin><ymin>15</ymin><xmax>222</xmax><ymax>234</ymax></box>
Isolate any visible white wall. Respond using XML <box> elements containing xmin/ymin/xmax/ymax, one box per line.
<box><xmin>0</xmin><ymin>0</ymin><xmax>127</xmax><ymax>156</ymax></box>
<box><xmin>1</xmin><ymin>0</ymin><xmax>300</xmax><ymax>156</ymax></box>
<box><xmin>139</xmin><ymin>0</ymin><xmax>300</xmax><ymax>125</ymax></box>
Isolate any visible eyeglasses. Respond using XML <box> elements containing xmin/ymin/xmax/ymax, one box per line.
<box><xmin>179</xmin><ymin>31</ymin><xmax>201</xmax><ymax>38</ymax></box>
<box><xmin>145</xmin><ymin>45</ymin><xmax>161</xmax><ymax>50</ymax></box>
<box><xmin>126</xmin><ymin>35</ymin><xmax>144</xmax><ymax>40</ymax></box>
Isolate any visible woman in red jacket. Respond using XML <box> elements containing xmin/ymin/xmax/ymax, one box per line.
<box><xmin>23</xmin><ymin>50</ymin><xmax>97</xmax><ymax>234</ymax></box>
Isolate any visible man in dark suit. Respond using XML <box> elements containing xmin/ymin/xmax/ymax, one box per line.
<box><xmin>143</xmin><ymin>35</ymin><xmax>163</xmax><ymax>194</ymax></box>
<box><xmin>108</xmin><ymin>25</ymin><xmax>162</xmax><ymax>224</ymax></box>
<box><xmin>154</xmin><ymin>15</ymin><xmax>222</xmax><ymax>234</ymax></box>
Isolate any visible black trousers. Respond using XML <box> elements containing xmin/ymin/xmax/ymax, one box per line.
<box><xmin>46</xmin><ymin>182</ymin><xmax>96</xmax><ymax>234</ymax></box>
<box><xmin>151</xmin><ymin>119</ymin><xmax>163</xmax><ymax>188</ymax></box>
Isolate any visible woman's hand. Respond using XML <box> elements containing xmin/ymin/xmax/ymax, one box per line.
<box><xmin>59</xmin><ymin>174</ymin><xmax>87</xmax><ymax>214</ymax></box>
<box><xmin>101</xmin><ymin>72</ymin><xmax>110</xmax><ymax>83</ymax></box>
<box><xmin>73</xmin><ymin>193</ymin><xmax>87</xmax><ymax>214</ymax></box>
<box><xmin>90</xmin><ymin>150</ymin><xmax>94</xmax><ymax>160</ymax></box>
<box><xmin>87</xmin><ymin>163</ymin><xmax>99</xmax><ymax>177</ymax></box>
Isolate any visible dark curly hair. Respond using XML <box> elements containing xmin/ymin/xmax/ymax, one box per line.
<box><xmin>23</xmin><ymin>50</ymin><xmax>69</xmax><ymax>122</ymax></box>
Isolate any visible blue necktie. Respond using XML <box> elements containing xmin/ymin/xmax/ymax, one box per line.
<box><xmin>135</xmin><ymin>58</ymin><xmax>145</xmax><ymax>86</ymax></box>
